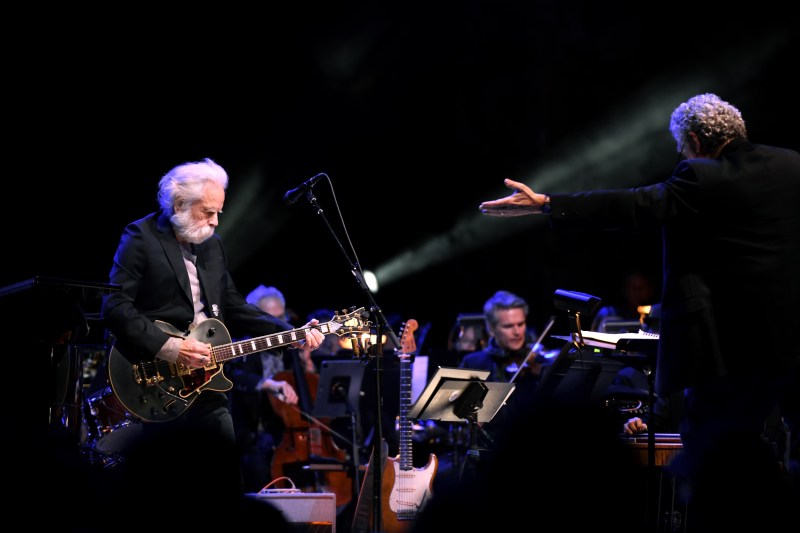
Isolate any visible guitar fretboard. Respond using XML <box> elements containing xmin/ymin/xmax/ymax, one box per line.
<box><xmin>398</xmin><ymin>354</ymin><xmax>413</xmax><ymax>470</ymax></box>
<box><xmin>211</xmin><ymin>323</ymin><xmax>336</xmax><ymax>362</ymax></box>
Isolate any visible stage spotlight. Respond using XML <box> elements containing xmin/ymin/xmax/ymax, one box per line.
<box><xmin>364</xmin><ymin>270</ymin><xmax>379</xmax><ymax>292</ymax></box>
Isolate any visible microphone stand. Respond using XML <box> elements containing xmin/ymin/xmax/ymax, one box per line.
<box><xmin>302</xmin><ymin>189</ymin><xmax>400</xmax><ymax>533</ymax></box>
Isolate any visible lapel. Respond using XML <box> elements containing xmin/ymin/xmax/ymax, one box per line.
<box><xmin>155</xmin><ymin>213</ymin><xmax>193</xmax><ymax>307</ymax></box>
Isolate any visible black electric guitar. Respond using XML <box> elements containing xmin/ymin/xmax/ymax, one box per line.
<box><xmin>107</xmin><ymin>307</ymin><xmax>370</xmax><ymax>423</ymax></box>
<box><xmin>380</xmin><ymin>319</ymin><xmax>438</xmax><ymax>533</ymax></box>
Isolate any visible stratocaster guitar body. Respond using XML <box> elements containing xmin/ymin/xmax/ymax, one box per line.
<box><xmin>380</xmin><ymin>453</ymin><xmax>437</xmax><ymax>533</ymax></box>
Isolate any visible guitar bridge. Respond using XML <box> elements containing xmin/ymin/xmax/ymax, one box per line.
<box><xmin>131</xmin><ymin>362</ymin><xmax>165</xmax><ymax>386</ymax></box>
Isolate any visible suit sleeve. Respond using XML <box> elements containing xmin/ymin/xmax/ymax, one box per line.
<box><xmin>549</xmin><ymin>163</ymin><xmax>699</xmax><ymax>232</ymax></box>
<box><xmin>101</xmin><ymin>220</ymin><xmax>174</xmax><ymax>359</ymax></box>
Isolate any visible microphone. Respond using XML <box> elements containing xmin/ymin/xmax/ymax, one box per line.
<box><xmin>282</xmin><ymin>173</ymin><xmax>325</xmax><ymax>205</ymax></box>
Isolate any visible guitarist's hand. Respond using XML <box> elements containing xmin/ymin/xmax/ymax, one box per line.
<box><xmin>178</xmin><ymin>337</ymin><xmax>212</xmax><ymax>369</ymax></box>
<box><xmin>292</xmin><ymin>319</ymin><xmax>325</xmax><ymax>350</ymax></box>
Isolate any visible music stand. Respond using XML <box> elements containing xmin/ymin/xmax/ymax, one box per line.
<box><xmin>314</xmin><ymin>360</ymin><xmax>366</xmax><ymax>418</ymax></box>
<box><xmin>408</xmin><ymin>367</ymin><xmax>515</xmax><ymax>480</ymax></box>
<box><xmin>313</xmin><ymin>360</ymin><xmax>367</xmax><ymax>498</ymax></box>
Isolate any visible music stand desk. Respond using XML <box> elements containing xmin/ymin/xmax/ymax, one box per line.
<box><xmin>408</xmin><ymin>366</ymin><xmax>514</xmax><ymax>424</ymax></box>
<box><xmin>409</xmin><ymin>366</ymin><xmax>515</xmax><ymax>481</ymax></box>
<box><xmin>313</xmin><ymin>360</ymin><xmax>366</xmax><ymax>419</ymax></box>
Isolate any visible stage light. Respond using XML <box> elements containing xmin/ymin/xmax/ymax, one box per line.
<box><xmin>364</xmin><ymin>270</ymin><xmax>379</xmax><ymax>292</ymax></box>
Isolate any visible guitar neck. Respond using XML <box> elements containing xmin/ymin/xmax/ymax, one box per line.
<box><xmin>209</xmin><ymin>307</ymin><xmax>368</xmax><ymax>364</ymax></box>
<box><xmin>213</xmin><ymin>327</ymin><xmax>309</xmax><ymax>363</ymax></box>
<box><xmin>398</xmin><ymin>354</ymin><xmax>413</xmax><ymax>470</ymax></box>
<box><xmin>211</xmin><ymin>320</ymin><xmax>337</xmax><ymax>364</ymax></box>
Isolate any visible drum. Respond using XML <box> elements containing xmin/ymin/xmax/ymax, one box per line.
<box><xmin>84</xmin><ymin>386</ymin><xmax>142</xmax><ymax>454</ymax></box>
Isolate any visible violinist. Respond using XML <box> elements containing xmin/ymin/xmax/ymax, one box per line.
<box><xmin>458</xmin><ymin>290</ymin><xmax>552</xmax><ymax>444</ymax></box>
<box><xmin>459</xmin><ymin>290</ymin><xmax>547</xmax><ymax>379</ymax></box>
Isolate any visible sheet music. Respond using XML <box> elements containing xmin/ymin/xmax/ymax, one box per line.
<box><xmin>578</xmin><ymin>329</ymin><xmax>659</xmax><ymax>351</ymax></box>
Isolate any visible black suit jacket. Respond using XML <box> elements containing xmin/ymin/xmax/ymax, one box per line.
<box><xmin>101</xmin><ymin>211</ymin><xmax>292</xmax><ymax>360</ymax></box>
<box><xmin>549</xmin><ymin>138</ymin><xmax>800</xmax><ymax>395</ymax></box>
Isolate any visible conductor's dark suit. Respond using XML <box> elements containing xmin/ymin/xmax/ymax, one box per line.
<box><xmin>549</xmin><ymin>138</ymin><xmax>800</xmax><ymax>396</ymax></box>
<box><xmin>548</xmin><ymin>137</ymin><xmax>800</xmax><ymax>526</ymax></box>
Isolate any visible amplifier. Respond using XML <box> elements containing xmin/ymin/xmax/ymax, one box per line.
<box><xmin>247</xmin><ymin>491</ymin><xmax>336</xmax><ymax>533</ymax></box>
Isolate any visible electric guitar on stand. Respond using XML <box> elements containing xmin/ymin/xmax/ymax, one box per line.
<box><xmin>380</xmin><ymin>318</ymin><xmax>438</xmax><ymax>533</ymax></box>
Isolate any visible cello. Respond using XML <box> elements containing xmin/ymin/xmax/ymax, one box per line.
<box><xmin>268</xmin><ymin>347</ymin><xmax>353</xmax><ymax>508</ymax></box>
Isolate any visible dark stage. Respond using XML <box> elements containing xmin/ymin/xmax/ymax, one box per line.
<box><xmin>7</xmin><ymin>3</ymin><xmax>799</xmax><ymax>531</ymax></box>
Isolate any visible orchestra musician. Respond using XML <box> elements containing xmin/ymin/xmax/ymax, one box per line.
<box><xmin>458</xmin><ymin>290</ymin><xmax>552</xmax><ymax>444</ymax></box>
<box><xmin>227</xmin><ymin>284</ymin><xmax>303</xmax><ymax>493</ymax></box>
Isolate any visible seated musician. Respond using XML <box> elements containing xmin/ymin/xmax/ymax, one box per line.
<box><xmin>459</xmin><ymin>290</ymin><xmax>552</xmax><ymax>444</ymax></box>
<box><xmin>612</xmin><ymin>365</ymin><xmax>683</xmax><ymax>435</ymax></box>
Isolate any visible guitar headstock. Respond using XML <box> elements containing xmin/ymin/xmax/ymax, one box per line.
<box><xmin>329</xmin><ymin>307</ymin><xmax>372</xmax><ymax>337</ymax></box>
<box><xmin>398</xmin><ymin>319</ymin><xmax>418</xmax><ymax>355</ymax></box>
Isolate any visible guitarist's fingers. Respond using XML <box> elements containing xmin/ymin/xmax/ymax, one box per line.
<box><xmin>178</xmin><ymin>338</ymin><xmax>212</xmax><ymax>368</ymax></box>
<box><xmin>307</xmin><ymin>331</ymin><xmax>324</xmax><ymax>349</ymax></box>
<box><xmin>302</xmin><ymin>319</ymin><xmax>325</xmax><ymax>349</ymax></box>
<box><xmin>180</xmin><ymin>354</ymin><xmax>209</xmax><ymax>369</ymax></box>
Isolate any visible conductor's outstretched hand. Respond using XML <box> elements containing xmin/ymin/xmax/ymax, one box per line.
<box><xmin>479</xmin><ymin>178</ymin><xmax>548</xmax><ymax>217</ymax></box>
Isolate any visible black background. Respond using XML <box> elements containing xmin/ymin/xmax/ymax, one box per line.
<box><xmin>7</xmin><ymin>2</ymin><xmax>798</xmax><ymax>357</ymax></box>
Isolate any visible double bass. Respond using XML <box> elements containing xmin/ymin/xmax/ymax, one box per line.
<box><xmin>269</xmin><ymin>348</ymin><xmax>353</xmax><ymax>508</ymax></box>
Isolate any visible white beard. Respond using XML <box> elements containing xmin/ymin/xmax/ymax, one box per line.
<box><xmin>172</xmin><ymin>210</ymin><xmax>215</xmax><ymax>244</ymax></box>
